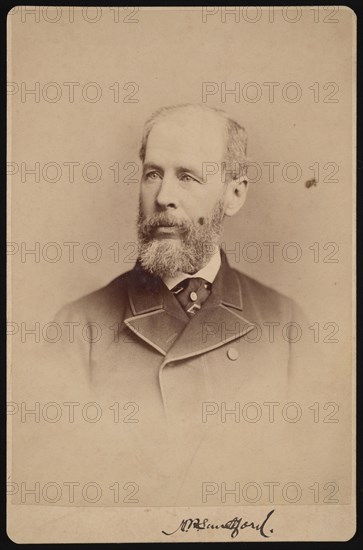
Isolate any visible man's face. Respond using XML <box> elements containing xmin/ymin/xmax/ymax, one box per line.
<box><xmin>137</xmin><ymin>111</ymin><xmax>228</xmax><ymax>277</ymax></box>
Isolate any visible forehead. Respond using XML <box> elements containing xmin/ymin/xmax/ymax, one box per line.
<box><xmin>145</xmin><ymin>111</ymin><xmax>226</xmax><ymax>166</ymax></box>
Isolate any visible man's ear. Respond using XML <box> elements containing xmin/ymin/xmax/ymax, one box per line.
<box><xmin>224</xmin><ymin>175</ymin><xmax>249</xmax><ymax>217</ymax></box>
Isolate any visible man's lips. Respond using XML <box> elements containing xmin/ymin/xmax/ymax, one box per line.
<box><xmin>154</xmin><ymin>225</ymin><xmax>180</xmax><ymax>236</ymax></box>
<box><xmin>155</xmin><ymin>225</ymin><xmax>179</xmax><ymax>233</ymax></box>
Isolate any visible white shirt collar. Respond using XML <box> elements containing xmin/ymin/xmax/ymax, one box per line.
<box><xmin>162</xmin><ymin>249</ymin><xmax>221</xmax><ymax>290</ymax></box>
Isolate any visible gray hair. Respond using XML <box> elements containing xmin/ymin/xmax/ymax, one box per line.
<box><xmin>138</xmin><ymin>104</ymin><xmax>248</xmax><ymax>180</ymax></box>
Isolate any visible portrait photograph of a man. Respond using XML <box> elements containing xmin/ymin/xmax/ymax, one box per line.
<box><xmin>7</xmin><ymin>6</ymin><xmax>355</xmax><ymax>543</ymax></box>
<box><xmin>54</xmin><ymin>103</ymin><xmax>309</xmax><ymax>419</ymax></box>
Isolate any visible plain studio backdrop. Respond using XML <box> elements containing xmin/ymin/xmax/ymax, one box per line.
<box><xmin>8</xmin><ymin>6</ymin><xmax>354</xmax><ymax>337</ymax></box>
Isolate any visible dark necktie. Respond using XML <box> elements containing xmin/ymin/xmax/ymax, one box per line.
<box><xmin>171</xmin><ymin>277</ymin><xmax>212</xmax><ymax>317</ymax></box>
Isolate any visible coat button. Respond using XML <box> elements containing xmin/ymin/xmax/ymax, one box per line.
<box><xmin>190</xmin><ymin>291</ymin><xmax>198</xmax><ymax>302</ymax></box>
<box><xmin>227</xmin><ymin>347</ymin><xmax>239</xmax><ymax>361</ymax></box>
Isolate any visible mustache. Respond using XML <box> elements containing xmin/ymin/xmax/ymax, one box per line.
<box><xmin>138</xmin><ymin>212</ymin><xmax>193</xmax><ymax>233</ymax></box>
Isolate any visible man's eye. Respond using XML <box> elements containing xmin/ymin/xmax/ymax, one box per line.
<box><xmin>180</xmin><ymin>174</ymin><xmax>197</xmax><ymax>183</ymax></box>
<box><xmin>145</xmin><ymin>172</ymin><xmax>161</xmax><ymax>181</ymax></box>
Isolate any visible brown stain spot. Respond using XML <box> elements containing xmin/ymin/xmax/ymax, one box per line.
<box><xmin>305</xmin><ymin>178</ymin><xmax>317</xmax><ymax>188</ymax></box>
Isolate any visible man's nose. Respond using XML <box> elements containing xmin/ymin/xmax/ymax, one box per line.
<box><xmin>155</xmin><ymin>175</ymin><xmax>179</xmax><ymax>209</ymax></box>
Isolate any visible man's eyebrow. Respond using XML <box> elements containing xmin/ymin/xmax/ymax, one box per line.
<box><xmin>142</xmin><ymin>162</ymin><xmax>163</xmax><ymax>173</ymax></box>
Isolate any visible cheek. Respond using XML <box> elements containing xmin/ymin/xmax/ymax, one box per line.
<box><xmin>179</xmin><ymin>198</ymin><xmax>199</xmax><ymax>221</ymax></box>
<box><xmin>140</xmin><ymin>186</ymin><xmax>156</xmax><ymax>213</ymax></box>
<box><xmin>183</xmin><ymin>189</ymin><xmax>221</xmax><ymax>219</ymax></box>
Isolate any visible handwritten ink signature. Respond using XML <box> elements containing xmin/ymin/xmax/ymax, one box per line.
<box><xmin>162</xmin><ymin>509</ymin><xmax>275</xmax><ymax>539</ymax></box>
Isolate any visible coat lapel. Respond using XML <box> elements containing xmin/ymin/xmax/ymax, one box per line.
<box><xmin>164</xmin><ymin>253</ymin><xmax>255</xmax><ymax>362</ymax></box>
<box><xmin>124</xmin><ymin>262</ymin><xmax>190</xmax><ymax>355</ymax></box>
<box><xmin>124</xmin><ymin>253</ymin><xmax>255</xmax><ymax>360</ymax></box>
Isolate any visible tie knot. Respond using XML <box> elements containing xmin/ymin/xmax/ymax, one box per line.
<box><xmin>171</xmin><ymin>278</ymin><xmax>212</xmax><ymax>317</ymax></box>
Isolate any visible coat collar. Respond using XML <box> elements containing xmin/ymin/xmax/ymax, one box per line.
<box><xmin>124</xmin><ymin>251</ymin><xmax>253</xmax><ymax>360</ymax></box>
<box><xmin>127</xmin><ymin>251</ymin><xmax>243</xmax><ymax>314</ymax></box>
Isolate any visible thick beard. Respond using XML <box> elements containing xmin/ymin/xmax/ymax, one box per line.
<box><xmin>137</xmin><ymin>199</ymin><xmax>225</xmax><ymax>278</ymax></box>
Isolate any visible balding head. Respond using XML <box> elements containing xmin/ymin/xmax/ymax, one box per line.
<box><xmin>139</xmin><ymin>104</ymin><xmax>248</xmax><ymax>181</ymax></box>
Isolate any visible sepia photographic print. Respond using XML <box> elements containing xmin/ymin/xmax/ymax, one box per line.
<box><xmin>7</xmin><ymin>5</ymin><xmax>356</xmax><ymax>543</ymax></box>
